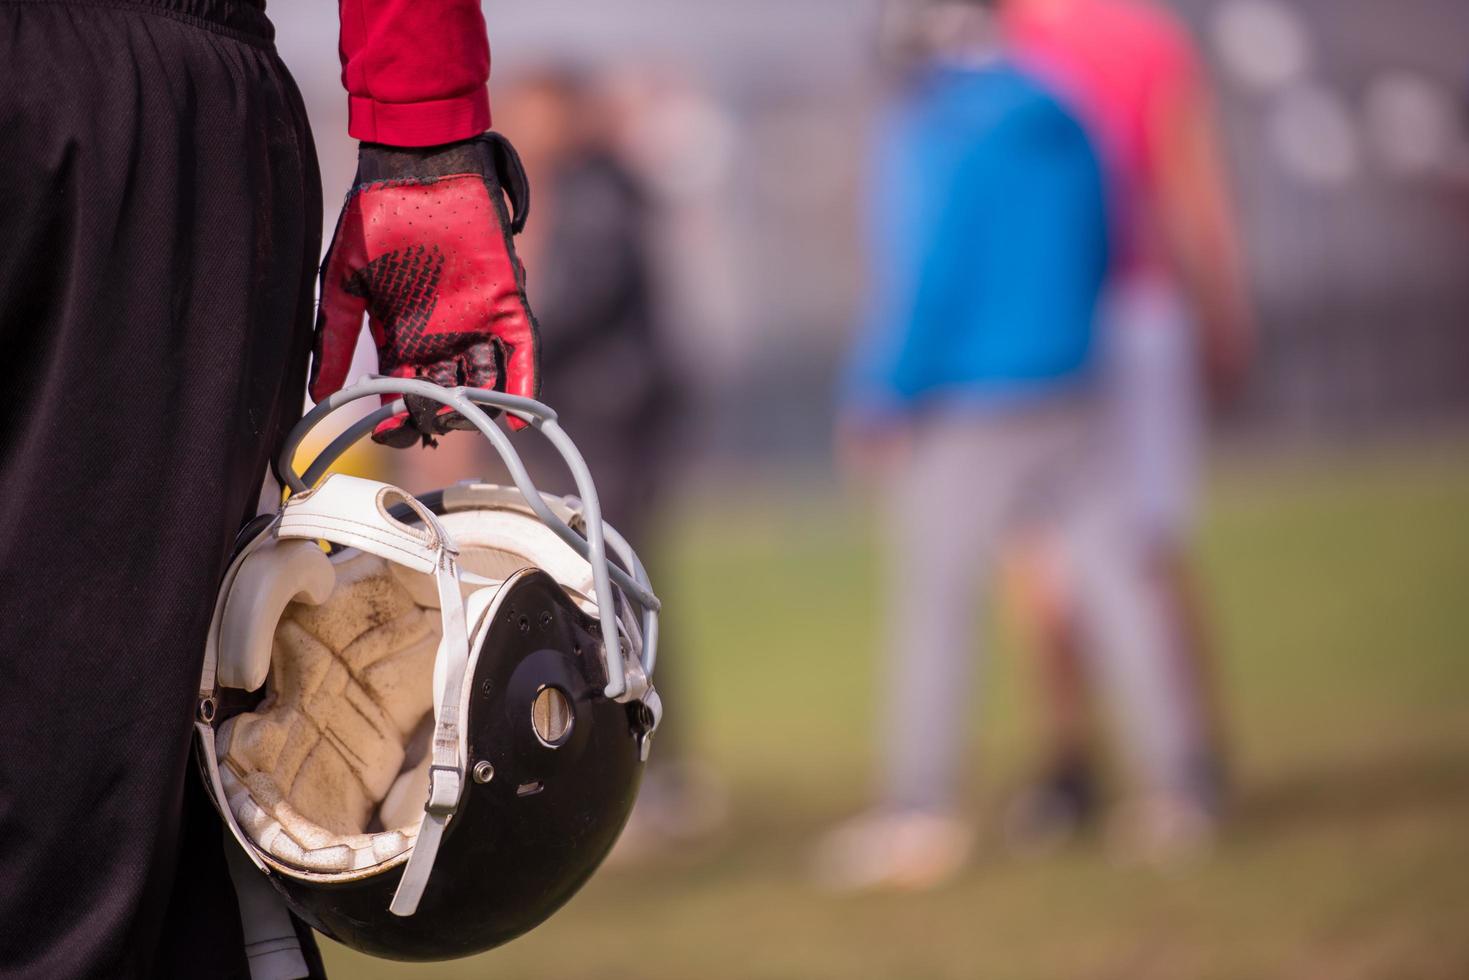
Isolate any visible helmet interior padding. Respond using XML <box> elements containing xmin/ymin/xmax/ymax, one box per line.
<box><xmin>216</xmin><ymin>506</ymin><xmax>597</xmax><ymax>878</ymax></box>
<box><xmin>218</xmin><ymin>549</ymin><xmax>437</xmax><ymax>875</ymax></box>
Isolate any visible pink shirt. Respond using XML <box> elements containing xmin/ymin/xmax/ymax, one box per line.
<box><xmin>1003</xmin><ymin>0</ymin><xmax>1201</xmax><ymax>273</ymax></box>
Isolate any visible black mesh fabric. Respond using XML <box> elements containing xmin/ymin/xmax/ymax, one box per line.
<box><xmin>0</xmin><ymin>1</ymin><xmax>322</xmax><ymax>976</ymax></box>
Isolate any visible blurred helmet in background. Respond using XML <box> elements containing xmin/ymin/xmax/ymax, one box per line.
<box><xmin>877</xmin><ymin>0</ymin><xmax>1000</xmax><ymax>74</ymax></box>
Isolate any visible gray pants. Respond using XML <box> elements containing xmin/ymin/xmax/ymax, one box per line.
<box><xmin>879</xmin><ymin>400</ymin><xmax>1197</xmax><ymax>811</ymax></box>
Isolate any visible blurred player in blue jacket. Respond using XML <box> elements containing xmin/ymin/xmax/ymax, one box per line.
<box><xmin>817</xmin><ymin>0</ymin><xmax>1208</xmax><ymax>889</ymax></box>
<box><xmin>844</xmin><ymin>65</ymin><xmax>1108</xmax><ymax>416</ymax></box>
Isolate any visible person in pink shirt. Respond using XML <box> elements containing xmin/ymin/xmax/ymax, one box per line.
<box><xmin>1004</xmin><ymin>0</ymin><xmax>1252</xmax><ymax>342</ymax></box>
<box><xmin>998</xmin><ymin>0</ymin><xmax>1255</xmax><ymax>859</ymax></box>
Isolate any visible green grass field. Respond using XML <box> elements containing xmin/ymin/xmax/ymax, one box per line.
<box><xmin>326</xmin><ymin>443</ymin><xmax>1469</xmax><ymax>979</ymax></box>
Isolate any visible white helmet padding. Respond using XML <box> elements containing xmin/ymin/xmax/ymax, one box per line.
<box><xmin>210</xmin><ymin>480</ymin><xmax>612</xmax><ymax>885</ymax></box>
<box><xmin>217</xmin><ymin>540</ymin><xmax>336</xmax><ymax>692</ymax></box>
<box><xmin>218</xmin><ymin>547</ymin><xmax>438</xmax><ymax>876</ymax></box>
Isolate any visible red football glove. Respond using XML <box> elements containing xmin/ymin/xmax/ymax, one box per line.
<box><xmin>311</xmin><ymin>133</ymin><xmax>541</xmax><ymax>446</ymax></box>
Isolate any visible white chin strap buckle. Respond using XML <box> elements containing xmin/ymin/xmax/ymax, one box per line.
<box><xmin>426</xmin><ymin>766</ymin><xmax>463</xmax><ymax>815</ymax></box>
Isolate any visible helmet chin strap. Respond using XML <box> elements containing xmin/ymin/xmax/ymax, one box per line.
<box><xmin>390</xmin><ymin>543</ymin><xmax>470</xmax><ymax>918</ymax></box>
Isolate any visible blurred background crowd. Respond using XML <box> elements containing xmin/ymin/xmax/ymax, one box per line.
<box><xmin>274</xmin><ymin>1</ymin><xmax>1469</xmax><ymax>977</ymax></box>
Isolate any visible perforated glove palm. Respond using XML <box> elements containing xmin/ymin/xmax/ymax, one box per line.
<box><xmin>311</xmin><ymin>133</ymin><xmax>541</xmax><ymax>446</ymax></box>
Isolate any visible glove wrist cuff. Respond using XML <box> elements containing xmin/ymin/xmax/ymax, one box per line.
<box><xmin>356</xmin><ymin>136</ymin><xmax>493</xmax><ymax>183</ymax></box>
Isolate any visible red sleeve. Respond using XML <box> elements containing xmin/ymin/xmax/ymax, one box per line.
<box><xmin>338</xmin><ymin>0</ymin><xmax>492</xmax><ymax>147</ymax></box>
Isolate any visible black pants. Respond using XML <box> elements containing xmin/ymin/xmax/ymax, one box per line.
<box><xmin>0</xmin><ymin>1</ymin><xmax>323</xmax><ymax>975</ymax></box>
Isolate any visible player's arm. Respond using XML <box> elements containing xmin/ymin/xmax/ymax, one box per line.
<box><xmin>1152</xmin><ymin>77</ymin><xmax>1255</xmax><ymax>401</ymax></box>
<box><xmin>338</xmin><ymin>0</ymin><xmax>491</xmax><ymax>147</ymax></box>
<box><xmin>836</xmin><ymin>109</ymin><xmax>934</xmax><ymax>473</ymax></box>
<box><xmin>317</xmin><ymin>1</ymin><xmax>542</xmax><ymax>445</ymax></box>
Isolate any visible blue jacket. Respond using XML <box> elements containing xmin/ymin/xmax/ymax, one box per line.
<box><xmin>844</xmin><ymin>62</ymin><xmax>1110</xmax><ymax>418</ymax></box>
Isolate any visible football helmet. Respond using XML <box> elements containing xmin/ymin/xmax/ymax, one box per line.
<box><xmin>194</xmin><ymin>378</ymin><xmax>662</xmax><ymax>961</ymax></box>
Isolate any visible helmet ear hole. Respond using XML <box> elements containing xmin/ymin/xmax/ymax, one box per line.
<box><xmin>531</xmin><ymin>685</ymin><xmax>574</xmax><ymax>747</ymax></box>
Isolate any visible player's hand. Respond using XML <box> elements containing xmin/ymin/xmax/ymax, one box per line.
<box><xmin>311</xmin><ymin>133</ymin><xmax>541</xmax><ymax>447</ymax></box>
<box><xmin>1201</xmin><ymin>306</ymin><xmax>1255</xmax><ymax>409</ymax></box>
<box><xmin>836</xmin><ymin>412</ymin><xmax>912</xmax><ymax>479</ymax></box>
